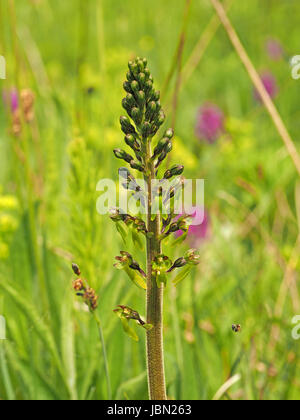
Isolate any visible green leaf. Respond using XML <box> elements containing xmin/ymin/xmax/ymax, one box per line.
<box><xmin>116</xmin><ymin>222</ymin><xmax>128</xmax><ymax>244</ymax></box>
<box><xmin>120</xmin><ymin>318</ymin><xmax>139</xmax><ymax>342</ymax></box>
<box><xmin>172</xmin><ymin>266</ymin><xmax>192</xmax><ymax>286</ymax></box>
<box><xmin>124</xmin><ymin>267</ymin><xmax>147</xmax><ymax>290</ymax></box>
<box><xmin>131</xmin><ymin>229</ymin><xmax>144</xmax><ymax>251</ymax></box>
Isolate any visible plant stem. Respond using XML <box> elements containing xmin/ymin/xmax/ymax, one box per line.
<box><xmin>94</xmin><ymin>313</ymin><xmax>112</xmax><ymax>400</ymax></box>
<box><xmin>144</xmin><ymin>139</ymin><xmax>167</xmax><ymax>400</ymax></box>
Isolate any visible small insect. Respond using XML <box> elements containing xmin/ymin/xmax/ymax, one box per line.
<box><xmin>232</xmin><ymin>324</ymin><xmax>241</xmax><ymax>333</ymax></box>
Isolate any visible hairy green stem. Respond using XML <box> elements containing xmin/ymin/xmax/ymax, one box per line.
<box><xmin>144</xmin><ymin>139</ymin><xmax>167</xmax><ymax>400</ymax></box>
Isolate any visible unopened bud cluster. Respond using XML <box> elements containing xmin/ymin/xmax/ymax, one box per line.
<box><xmin>110</xmin><ymin>58</ymin><xmax>201</xmax><ymax>342</ymax></box>
<box><xmin>167</xmin><ymin>249</ymin><xmax>201</xmax><ymax>273</ymax></box>
<box><xmin>162</xmin><ymin>215</ymin><xmax>191</xmax><ymax>238</ymax></box>
<box><xmin>113</xmin><ymin>57</ymin><xmax>178</xmax><ymax>174</ymax></box>
<box><xmin>71</xmin><ymin>263</ymin><xmax>98</xmax><ymax>311</ymax></box>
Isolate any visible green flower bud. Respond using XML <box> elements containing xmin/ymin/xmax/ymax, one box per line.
<box><xmin>164</xmin><ymin>128</ymin><xmax>174</xmax><ymax>140</ymax></box>
<box><xmin>137</xmin><ymin>59</ymin><xmax>145</xmax><ymax>73</ymax></box>
<box><xmin>167</xmin><ymin>257</ymin><xmax>187</xmax><ymax>272</ymax></box>
<box><xmin>147</xmin><ymin>89</ymin><xmax>159</xmax><ymax>102</ymax></box>
<box><xmin>165</xmin><ymin>141</ymin><xmax>172</xmax><ymax>154</ymax></box>
<box><xmin>164</xmin><ymin>165</ymin><xmax>184</xmax><ymax>180</ymax></box>
<box><xmin>145</xmin><ymin>101</ymin><xmax>157</xmax><ymax>121</ymax></box>
<box><xmin>114</xmin><ymin>148</ymin><xmax>134</xmax><ymax>163</ymax></box>
<box><xmin>126</xmin><ymin>71</ymin><xmax>134</xmax><ymax>82</ymax></box>
<box><xmin>72</xmin><ymin>263</ymin><xmax>81</xmax><ymax>276</ymax></box>
<box><xmin>130</xmin><ymin>160</ymin><xmax>145</xmax><ymax>172</ymax></box>
<box><xmin>156</xmin><ymin>110</ymin><xmax>166</xmax><ymax>127</ymax></box>
<box><xmin>125</xmin><ymin>134</ymin><xmax>141</xmax><ymax>151</ymax></box>
<box><xmin>123</xmin><ymin>81</ymin><xmax>132</xmax><ymax>94</ymax></box>
<box><xmin>144</xmin><ymin>80</ymin><xmax>153</xmax><ymax>96</ymax></box>
<box><xmin>155</xmin><ymin>150</ymin><xmax>168</xmax><ymax>168</ymax></box>
<box><xmin>153</xmin><ymin>91</ymin><xmax>160</xmax><ymax>101</ymax></box>
<box><xmin>136</xmin><ymin>91</ymin><xmax>146</xmax><ymax>108</ymax></box>
<box><xmin>131</xmin><ymin>80</ymin><xmax>139</xmax><ymax>93</ymax></box>
<box><xmin>141</xmin><ymin>121</ymin><xmax>151</xmax><ymax>138</ymax></box>
<box><xmin>126</xmin><ymin>93</ymin><xmax>136</xmax><ymax>107</ymax></box>
<box><xmin>122</xmin><ymin>98</ymin><xmax>131</xmax><ymax>114</ymax></box>
<box><xmin>113</xmin><ymin>149</ymin><xmax>125</xmax><ymax>159</ymax></box>
<box><xmin>120</xmin><ymin>116</ymin><xmax>136</xmax><ymax>135</ymax></box>
<box><xmin>137</xmin><ymin>73</ymin><xmax>145</xmax><ymax>86</ymax></box>
<box><xmin>131</xmin><ymin>107</ymin><xmax>142</xmax><ymax>125</ymax></box>
<box><xmin>128</xmin><ymin>61</ymin><xmax>139</xmax><ymax>77</ymax></box>
<box><xmin>156</xmin><ymin>100</ymin><xmax>162</xmax><ymax>112</ymax></box>
<box><xmin>174</xmin><ymin>257</ymin><xmax>187</xmax><ymax>268</ymax></box>
<box><xmin>150</xmin><ymin>124</ymin><xmax>160</xmax><ymax>137</ymax></box>
<box><xmin>144</xmin><ymin>67</ymin><xmax>150</xmax><ymax>79</ymax></box>
<box><xmin>153</xmin><ymin>137</ymin><xmax>169</xmax><ymax>158</ymax></box>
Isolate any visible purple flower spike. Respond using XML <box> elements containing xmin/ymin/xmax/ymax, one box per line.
<box><xmin>175</xmin><ymin>207</ymin><xmax>210</xmax><ymax>247</ymax></box>
<box><xmin>10</xmin><ymin>89</ymin><xmax>19</xmax><ymax>112</ymax></box>
<box><xmin>2</xmin><ymin>88</ymin><xmax>19</xmax><ymax>113</ymax></box>
<box><xmin>254</xmin><ymin>72</ymin><xmax>278</xmax><ymax>103</ymax></box>
<box><xmin>195</xmin><ymin>103</ymin><xmax>224</xmax><ymax>143</ymax></box>
<box><xmin>266</xmin><ymin>39</ymin><xmax>283</xmax><ymax>61</ymax></box>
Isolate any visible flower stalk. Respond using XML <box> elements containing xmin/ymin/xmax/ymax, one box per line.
<box><xmin>71</xmin><ymin>263</ymin><xmax>112</xmax><ymax>400</ymax></box>
<box><xmin>111</xmin><ymin>57</ymin><xmax>200</xmax><ymax>400</ymax></box>
<box><xmin>144</xmin><ymin>141</ymin><xmax>167</xmax><ymax>400</ymax></box>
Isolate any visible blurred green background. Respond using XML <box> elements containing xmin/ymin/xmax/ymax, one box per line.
<box><xmin>0</xmin><ymin>0</ymin><xmax>300</xmax><ymax>400</ymax></box>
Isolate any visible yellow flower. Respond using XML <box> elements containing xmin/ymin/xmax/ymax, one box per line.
<box><xmin>0</xmin><ymin>214</ymin><xmax>18</xmax><ymax>233</ymax></box>
<box><xmin>0</xmin><ymin>195</ymin><xmax>19</xmax><ymax>211</ymax></box>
